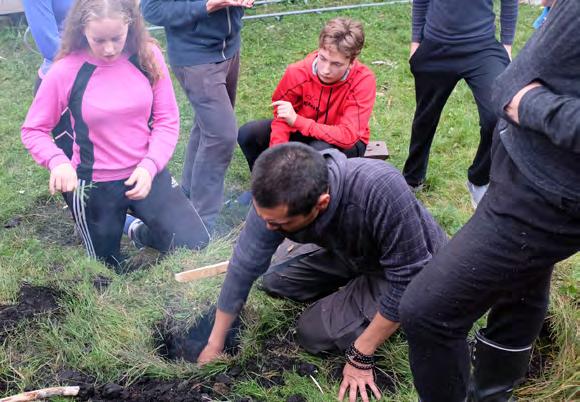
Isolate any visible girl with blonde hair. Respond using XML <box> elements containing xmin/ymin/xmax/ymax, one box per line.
<box><xmin>22</xmin><ymin>0</ymin><xmax>209</xmax><ymax>268</ymax></box>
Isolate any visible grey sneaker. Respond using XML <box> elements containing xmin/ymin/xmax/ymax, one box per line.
<box><xmin>408</xmin><ymin>182</ymin><xmax>425</xmax><ymax>194</ymax></box>
<box><xmin>127</xmin><ymin>218</ymin><xmax>145</xmax><ymax>250</ymax></box>
<box><xmin>466</xmin><ymin>181</ymin><xmax>489</xmax><ymax>209</ymax></box>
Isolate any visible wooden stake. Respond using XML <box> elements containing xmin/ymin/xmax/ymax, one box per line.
<box><xmin>174</xmin><ymin>260</ymin><xmax>229</xmax><ymax>283</ymax></box>
<box><xmin>0</xmin><ymin>386</ymin><xmax>80</xmax><ymax>402</ymax></box>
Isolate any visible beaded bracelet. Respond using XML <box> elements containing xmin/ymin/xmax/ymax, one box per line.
<box><xmin>345</xmin><ymin>358</ymin><xmax>374</xmax><ymax>371</ymax></box>
<box><xmin>345</xmin><ymin>343</ymin><xmax>376</xmax><ymax>365</ymax></box>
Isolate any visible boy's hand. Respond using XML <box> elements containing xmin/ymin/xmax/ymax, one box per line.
<box><xmin>271</xmin><ymin>100</ymin><xmax>298</xmax><ymax>127</ymax></box>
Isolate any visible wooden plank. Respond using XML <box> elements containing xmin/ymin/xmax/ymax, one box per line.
<box><xmin>174</xmin><ymin>260</ymin><xmax>229</xmax><ymax>283</ymax></box>
<box><xmin>363</xmin><ymin>140</ymin><xmax>389</xmax><ymax>160</ymax></box>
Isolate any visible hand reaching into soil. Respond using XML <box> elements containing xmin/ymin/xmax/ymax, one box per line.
<box><xmin>338</xmin><ymin>363</ymin><xmax>381</xmax><ymax>402</ymax></box>
<box><xmin>197</xmin><ymin>341</ymin><xmax>224</xmax><ymax>365</ymax></box>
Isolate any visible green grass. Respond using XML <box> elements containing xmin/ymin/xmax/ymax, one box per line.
<box><xmin>0</xmin><ymin>1</ymin><xmax>578</xmax><ymax>401</ymax></box>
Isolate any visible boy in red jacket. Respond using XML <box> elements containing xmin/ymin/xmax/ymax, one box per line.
<box><xmin>238</xmin><ymin>18</ymin><xmax>377</xmax><ymax>171</ymax></box>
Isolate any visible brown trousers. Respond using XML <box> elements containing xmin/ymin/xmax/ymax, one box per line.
<box><xmin>261</xmin><ymin>239</ymin><xmax>392</xmax><ymax>354</ymax></box>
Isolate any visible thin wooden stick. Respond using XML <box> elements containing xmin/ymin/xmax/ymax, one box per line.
<box><xmin>0</xmin><ymin>386</ymin><xmax>80</xmax><ymax>402</ymax></box>
<box><xmin>174</xmin><ymin>260</ymin><xmax>229</xmax><ymax>283</ymax></box>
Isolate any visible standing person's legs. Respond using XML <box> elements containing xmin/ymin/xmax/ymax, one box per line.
<box><xmin>463</xmin><ymin>41</ymin><xmax>510</xmax><ymax>186</ymax></box>
<box><xmin>399</xmin><ymin>140</ymin><xmax>580</xmax><ymax>402</ymax></box>
<box><xmin>403</xmin><ymin>40</ymin><xmax>460</xmax><ymax>187</ymax></box>
<box><xmin>65</xmin><ymin>179</ymin><xmax>128</xmax><ymax>267</ymax></box>
<box><xmin>172</xmin><ymin>55</ymin><xmax>239</xmax><ymax>230</ymax></box>
<box><xmin>129</xmin><ymin>169</ymin><xmax>210</xmax><ymax>252</ymax></box>
<box><xmin>237</xmin><ymin>119</ymin><xmax>273</xmax><ymax>171</ymax></box>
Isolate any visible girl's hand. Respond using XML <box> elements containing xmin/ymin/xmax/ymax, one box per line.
<box><xmin>125</xmin><ymin>167</ymin><xmax>152</xmax><ymax>200</ymax></box>
<box><xmin>49</xmin><ymin>163</ymin><xmax>77</xmax><ymax>194</ymax></box>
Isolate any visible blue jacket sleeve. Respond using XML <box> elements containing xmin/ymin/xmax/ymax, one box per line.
<box><xmin>22</xmin><ymin>0</ymin><xmax>61</xmax><ymax>62</ymax></box>
<box><xmin>141</xmin><ymin>0</ymin><xmax>209</xmax><ymax>28</ymax></box>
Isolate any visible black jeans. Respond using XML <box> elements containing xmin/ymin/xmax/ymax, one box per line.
<box><xmin>64</xmin><ymin>169</ymin><xmax>210</xmax><ymax>267</ymax></box>
<box><xmin>403</xmin><ymin>38</ymin><xmax>510</xmax><ymax>187</ymax></box>
<box><xmin>399</xmin><ymin>137</ymin><xmax>580</xmax><ymax>402</ymax></box>
<box><xmin>238</xmin><ymin>119</ymin><xmax>366</xmax><ymax>171</ymax></box>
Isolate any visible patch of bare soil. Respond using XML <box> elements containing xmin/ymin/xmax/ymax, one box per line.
<box><xmin>154</xmin><ymin>305</ymin><xmax>242</xmax><ymax>363</ymax></box>
<box><xmin>22</xmin><ymin>198</ymin><xmax>80</xmax><ymax>247</ymax></box>
<box><xmin>0</xmin><ymin>283</ymin><xmax>62</xmax><ymax>342</ymax></box>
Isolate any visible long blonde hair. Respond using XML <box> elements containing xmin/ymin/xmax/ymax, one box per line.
<box><xmin>58</xmin><ymin>0</ymin><xmax>162</xmax><ymax>84</ymax></box>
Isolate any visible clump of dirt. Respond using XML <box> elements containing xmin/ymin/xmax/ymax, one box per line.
<box><xmin>3</xmin><ymin>216</ymin><xmax>22</xmax><ymax>229</ymax></box>
<box><xmin>0</xmin><ymin>283</ymin><xmax>62</xmax><ymax>342</ymax></box>
<box><xmin>92</xmin><ymin>275</ymin><xmax>112</xmax><ymax>293</ymax></box>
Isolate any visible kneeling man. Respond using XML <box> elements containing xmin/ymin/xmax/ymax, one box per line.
<box><xmin>200</xmin><ymin>143</ymin><xmax>447</xmax><ymax>400</ymax></box>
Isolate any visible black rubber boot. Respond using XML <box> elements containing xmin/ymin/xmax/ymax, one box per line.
<box><xmin>468</xmin><ymin>330</ymin><xmax>532</xmax><ymax>401</ymax></box>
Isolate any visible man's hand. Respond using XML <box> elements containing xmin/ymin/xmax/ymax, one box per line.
<box><xmin>409</xmin><ymin>41</ymin><xmax>420</xmax><ymax>59</ymax></box>
<box><xmin>197</xmin><ymin>341</ymin><xmax>224</xmax><ymax>366</ymax></box>
<box><xmin>505</xmin><ymin>82</ymin><xmax>543</xmax><ymax>124</ymax></box>
<box><xmin>338</xmin><ymin>363</ymin><xmax>381</xmax><ymax>402</ymax></box>
<box><xmin>49</xmin><ymin>163</ymin><xmax>77</xmax><ymax>195</ymax></box>
<box><xmin>271</xmin><ymin>100</ymin><xmax>298</xmax><ymax>126</ymax></box>
<box><xmin>503</xmin><ymin>44</ymin><xmax>512</xmax><ymax>61</ymax></box>
<box><xmin>206</xmin><ymin>0</ymin><xmax>254</xmax><ymax>13</ymax></box>
<box><xmin>125</xmin><ymin>167</ymin><xmax>152</xmax><ymax>200</ymax></box>
<box><xmin>198</xmin><ymin>309</ymin><xmax>237</xmax><ymax>365</ymax></box>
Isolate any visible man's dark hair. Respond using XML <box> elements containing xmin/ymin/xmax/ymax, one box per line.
<box><xmin>251</xmin><ymin>143</ymin><xmax>329</xmax><ymax>216</ymax></box>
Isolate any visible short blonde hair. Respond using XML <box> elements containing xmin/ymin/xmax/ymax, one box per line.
<box><xmin>318</xmin><ymin>18</ymin><xmax>365</xmax><ymax>60</ymax></box>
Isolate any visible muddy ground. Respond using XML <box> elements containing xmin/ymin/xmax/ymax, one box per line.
<box><xmin>0</xmin><ymin>199</ymin><xmax>558</xmax><ymax>400</ymax></box>
<box><xmin>0</xmin><ymin>283</ymin><xmax>62</xmax><ymax>342</ymax></box>
<box><xmin>0</xmin><ymin>281</ymin><xmax>557</xmax><ymax>401</ymax></box>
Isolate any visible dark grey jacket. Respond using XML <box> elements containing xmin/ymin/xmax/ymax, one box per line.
<box><xmin>218</xmin><ymin>151</ymin><xmax>447</xmax><ymax>322</ymax></box>
<box><xmin>492</xmin><ymin>0</ymin><xmax>580</xmax><ymax>200</ymax></box>
<box><xmin>412</xmin><ymin>0</ymin><xmax>518</xmax><ymax>45</ymax></box>
<box><xmin>141</xmin><ymin>0</ymin><xmax>243</xmax><ymax>67</ymax></box>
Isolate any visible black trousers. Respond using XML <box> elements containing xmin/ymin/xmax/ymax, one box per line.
<box><xmin>64</xmin><ymin>169</ymin><xmax>210</xmax><ymax>267</ymax></box>
<box><xmin>261</xmin><ymin>240</ymin><xmax>391</xmax><ymax>354</ymax></box>
<box><xmin>403</xmin><ymin>38</ymin><xmax>510</xmax><ymax>187</ymax></box>
<box><xmin>238</xmin><ymin>119</ymin><xmax>366</xmax><ymax>171</ymax></box>
<box><xmin>399</xmin><ymin>136</ymin><xmax>580</xmax><ymax>402</ymax></box>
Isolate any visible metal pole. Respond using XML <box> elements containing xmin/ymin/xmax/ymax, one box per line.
<box><xmin>147</xmin><ymin>1</ymin><xmax>410</xmax><ymax>31</ymax></box>
<box><xmin>243</xmin><ymin>1</ymin><xmax>410</xmax><ymax>20</ymax></box>
<box><xmin>254</xmin><ymin>0</ymin><xmax>286</xmax><ymax>5</ymax></box>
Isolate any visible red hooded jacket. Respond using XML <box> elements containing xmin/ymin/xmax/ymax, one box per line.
<box><xmin>270</xmin><ymin>51</ymin><xmax>377</xmax><ymax>149</ymax></box>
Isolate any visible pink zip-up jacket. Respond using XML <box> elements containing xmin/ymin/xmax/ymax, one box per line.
<box><xmin>21</xmin><ymin>44</ymin><xmax>179</xmax><ymax>182</ymax></box>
